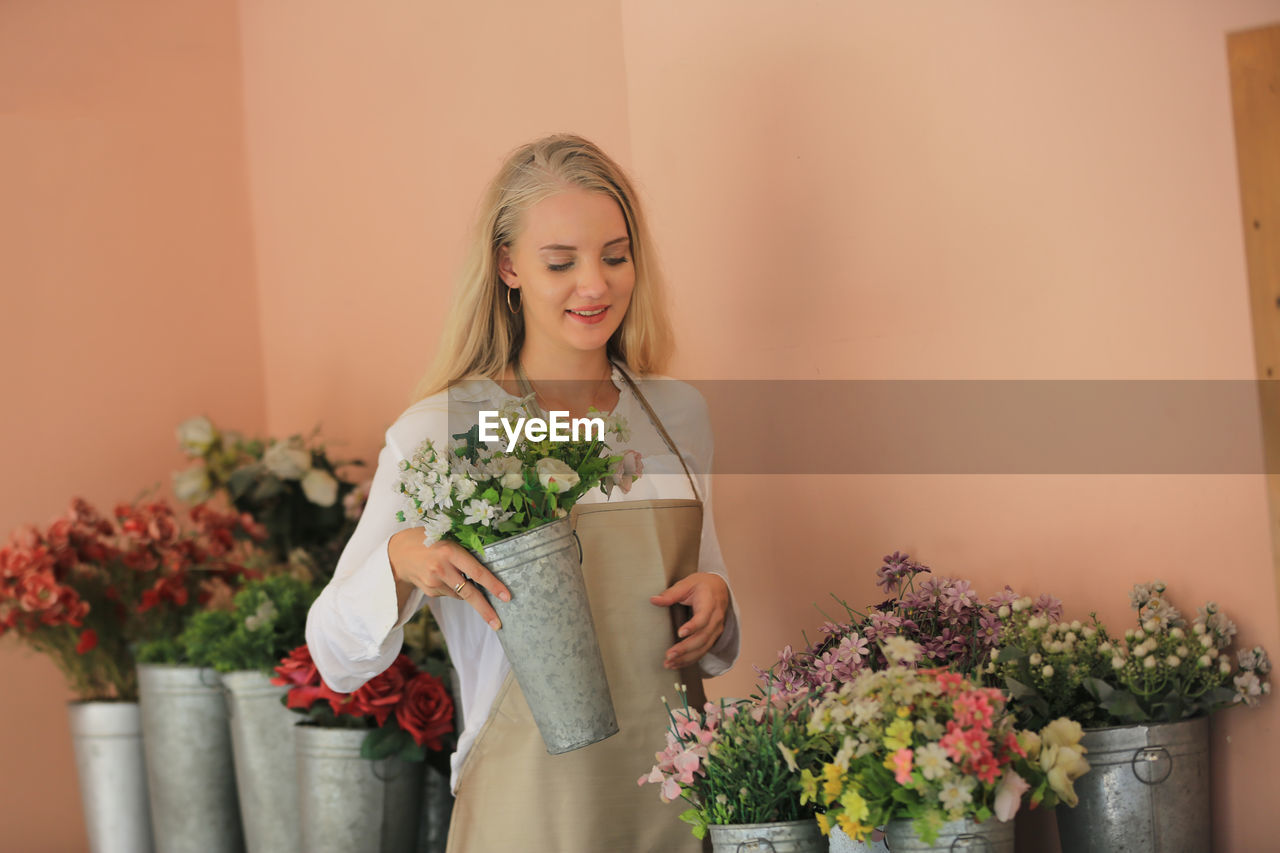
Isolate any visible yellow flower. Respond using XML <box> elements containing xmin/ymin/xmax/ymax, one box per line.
<box><xmin>897</xmin><ymin>706</ymin><xmax>911</xmax><ymax>718</ymax></box>
<box><xmin>800</xmin><ymin>769</ymin><xmax>819</xmax><ymax>806</ymax></box>
<box><xmin>823</xmin><ymin>762</ymin><xmax>845</xmax><ymax>804</ymax></box>
<box><xmin>884</xmin><ymin>718</ymin><xmax>914</xmax><ymax>752</ymax></box>
<box><xmin>815</xmin><ymin>812</ymin><xmax>832</xmax><ymax>836</ymax></box>
<box><xmin>835</xmin><ymin>811</ymin><xmax>873</xmax><ymax>841</ymax></box>
<box><xmin>839</xmin><ymin>789</ymin><xmax>870</xmax><ymax>824</ymax></box>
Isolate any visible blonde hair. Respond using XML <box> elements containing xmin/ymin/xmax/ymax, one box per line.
<box><xmin>411</xmin><ymin>134</ymin><xmax>673</xmax><ymax>402</ymax></box>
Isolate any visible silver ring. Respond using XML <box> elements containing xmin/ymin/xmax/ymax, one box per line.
<box><xmin>453</xmin><ymin>580</ymin><xmax>467</xmax><ymax>595</ymax></box>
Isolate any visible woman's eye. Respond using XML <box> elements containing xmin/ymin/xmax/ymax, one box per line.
<box><xmin>604</xmin><ymin>256</ymin><xmax>630</xmax><ymax>266</ymax></box>
<box><xmin>547</xmin><ymin>262</ymin><xmax>572</xmax><ymax>272</ymax></box>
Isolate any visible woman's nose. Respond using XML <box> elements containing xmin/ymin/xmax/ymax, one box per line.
<box><xmin>575</xmin><ymin>261</ymin><xmax>608</xmax><ymax>297</ymax></box>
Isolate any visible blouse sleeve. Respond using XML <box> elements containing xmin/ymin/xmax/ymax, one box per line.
<box><xmin>304</xmin><ymin>404</ymin><xmax>443</xmax><ymax>692</ymax></box>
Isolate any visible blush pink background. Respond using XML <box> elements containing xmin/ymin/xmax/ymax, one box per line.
<box><xmin>2</xmin><ymin>1</ymin><xmax>1278</xmax><ymax>850</ymax></box>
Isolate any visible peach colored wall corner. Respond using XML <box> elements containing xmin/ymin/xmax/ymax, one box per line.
<box><xmin>0</xmin><ymin>2</ymin><xmax>265</xmax><ymax>850</ymax></box>
<box><xmin>4</xmin><ymin>1</ymin><xmax>1280</xmax><ymax>850</ymax></box>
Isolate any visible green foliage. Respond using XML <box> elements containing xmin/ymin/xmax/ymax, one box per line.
<box><xmin>178</xmin><ymin>573</ymin><xmax>317</xmax><ymax>673</ymax></box>
<box><xmin>134</xmin><ymin>636</ymin><xmax>185</xmax><ymax>665</ymax></box>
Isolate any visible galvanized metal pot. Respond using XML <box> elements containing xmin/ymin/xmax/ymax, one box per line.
<box><xmin>221</xmin><ymin>670</ymin><xmax>301</xmax><ymax>853</ymax></box>
<box><xmin>137</xmin><ymin>663</ymin><xmax>245</xmax><ymax>853</ymax></box>
<box><xmin>295</xmin><ymin>724</ymin><xmax>425</xmax><ymax>853</ymax></box>
<box><xmin>415</xmin><ymin>762</ymin><xmax>453</xmax><ymax>853</ymax></box>
<box><xmin>828</xmin><ymin>825</ymin><xmax>889</xmax><ymax>853</ymax></box>
<box><xmin>708</xmin><ymin>819</ymin><xmax>825</xmax><ymax>852</ymax></box>
<box><xmin>1056</xmin><ymin>716</ymin><xmax>1210</xmax><ymax>853</ymax></box>
<box><xmin>67</xmin><ymin>701</ymin><xmax>154</xmax><ymax>853</ymax></box>
<box><xmin>884</xmin><ymin>816</ymin><xmax>1014</xmax><ymax>852</ymax></box>
<box><xmin>474</xmin><ymin>516</ymin><xmax>618</xmax><ymax>754</ymax></box>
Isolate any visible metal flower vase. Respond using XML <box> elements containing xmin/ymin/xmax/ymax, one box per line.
<box><xmin>884</xmin><ymin>817</ymin><xmax>1014</xmax><ymax>852</ymax></box>
<box><xmin>295</xmin><ymin>725</ymin><xmax>425</xmax><ymax>853</ymax></box>
<box><xmin>1055</xmin><ymin>716</ymin><xmax>1210</xmax><ymax>853</ymax></box>
<box><xmin>474</xmin><ymin>516</ymin><xmax>618</xmax><ymax>754</ymax></box>
<box><xmin>828</xmin><ymin>825</ymin><xmax>889</xmax><ymax>853</ymax></box>
<box><xmin>137</xmin><ymin>664</ymin><xmax>244</xmax><ymax>853</ymax></box>
<box><xmin>67</xmin><ymin>701</ymin><xmax>154</xmax><ymax>853</ymax></box>
<box><xmin>221</xmin><ymin>670</ymin><xmax>302</xmax><ymax>853</ymax></box>
<box><xmin>708</xmin><ymin>819</ymin><xmax>826</xmax><ymax>852</ymax></box>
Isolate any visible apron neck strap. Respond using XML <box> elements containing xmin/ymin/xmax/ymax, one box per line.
<box><xmin>610</xmin><ymin>363</ymin><xmax>701</xmax><ymax>502</ymax></box>
<box><xmin>511</xmin><ymin>359</ymin><xmax>701</xmax><ymax>502</ymax></box>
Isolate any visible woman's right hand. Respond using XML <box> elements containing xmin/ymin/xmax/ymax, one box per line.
<box><xmin>388</xmin><ymin>528</ymin><xmax>511</xmax><ymax>630</ymax></box>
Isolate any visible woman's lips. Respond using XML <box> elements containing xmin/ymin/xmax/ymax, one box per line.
<box><xmin>566</xmin><ymin>306</ymin><xmax>608</xmax><ymax>325</ymax></box>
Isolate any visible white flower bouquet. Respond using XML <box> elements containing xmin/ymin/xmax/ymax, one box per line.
<box><xmin>395</xmin><ymin>395</ymin><xmax>640</xmax><ymax>553</ymax></box>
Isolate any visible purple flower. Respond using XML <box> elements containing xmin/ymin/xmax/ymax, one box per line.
<box><xmin>1033</xmin><ymin>593</ymin><xmax>1064</xmax><ymax>622</ymax></box>
<box><xmin>940</xmin><ymin>579</ymin><xmax>978</xmax><ymax>615</ymax></box>
<box><xmin>987</xmin><ymin>585</ymin><xmax>1020</xmax><ymax>607</ymax></box>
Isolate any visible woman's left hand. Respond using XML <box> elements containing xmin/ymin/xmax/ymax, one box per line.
<box><xmin>650</xmin><ymin>572</ymin><xmax>729</xmax><ymax>670</ymax></box>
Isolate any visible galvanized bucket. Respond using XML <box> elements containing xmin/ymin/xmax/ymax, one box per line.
<box><xmin>474</xmin><ymin>516</ymin><xmax>618</xmax><ymax>754</ymax></box>
<box><xmin>136</xmin><ymin>664</ymin><xmax>244</xmax><ymax>853</ymax></box>
<box><xmin>885</xmin><ymin>817</ymin><xmax>1014</xmax><ymax>852</ymax></box>
<box><xmin>295</xmin><ymin>724</ymin><xmax>425</xmax><ymax>853</ymax></box>
<box><xmin>221</xmin><ymin>670</ymin><xmax>301</xmax><ymax>853</ymax></box>
<box><xmin>67</xmin><ymin>701</ymin><xmax>154</xmax><ymax>853</ymax></box>
<box><xmin>1056</xmin><ymin>716</ymin><xmax>1210</xmax><ymax>853</ymax></box>
<box><xmin>708</xmin><ymin>819</ymin><xmax>826</xmax><ymax>852</ymax></box>
<box><xmin>415</xmin><ymin>762</ymin><xmax>453</xmax><ymax>853</ymax></box>
<box><xmin>829</xmin><ymin>825</ymin><xmax>889</xmax><ymax>853</ymax></box>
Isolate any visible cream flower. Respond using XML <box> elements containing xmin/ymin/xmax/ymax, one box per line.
<box><xmin>301</xmin><ymin>468</ymin><xmax>339</xmax><ymax>507</ymax></box>
<box><xmin>172</xmin><ymin>466</ymin><xmax>213</xmax><ymax>504</ymax></box>
<box><xmin>536</xmin><ymin>458</ymin><xmax>580</xmax><ymax>492</ymax></box>
<box><xmin>486</xmin><ymin>456</ymin><xmax>525</xmax><ymax>490</ymax></box>
<box><xmin>264</xmin><ymin>440</ymin><xmax>311</xmax><ymax>480</ymax></box>
<box><xmin>176</xmin><ymin>415</ymin><xmax>217</xmax><ymax>456</ymax></box>
<box><xmin>993</xmin><ymin>771</ymin><xmax>1030</xmax><ymax>822</ymax></box>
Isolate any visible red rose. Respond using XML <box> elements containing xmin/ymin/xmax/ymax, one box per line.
<box><xmin>395</xmin><ymin>672</ymin><xmax>455</xmax><ymax>751</ymax></box>
<box><xmin>273</xmin><ymin>645</ymin><xmax>320</xmax><ymax>688</ymax></box>
<box><xmin>343</xmin><ymin>660</ymin><xmax>407</xmax><ymax>726</ymax></box>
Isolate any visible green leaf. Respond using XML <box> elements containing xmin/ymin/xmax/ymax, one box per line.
<box><xmin>480</xmin><ymin>487</ymin><xmax>499</xmax><ymax>503</ymax></box>
<box><xmin>360</xmin><ymin>726</ymin><xmax>410</xmax><ymax>761</ymax></box>
<box><xmin>500</xmin><ymin>489</ymin><xmax>513</xmax><ymax>511</ymax></box>
<box><xmin>1100</xmin><ymin>687</ymin><xmax>1146</xmax><ymax>723</ymax></box>
<box><xmin>996</xmin><ymin>645</ymin><xmax>1026</xmax><ymax>663</ymax></box>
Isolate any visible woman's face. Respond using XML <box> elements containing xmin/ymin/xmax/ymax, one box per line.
<box><xmin>498</xmin><ymin>187</ymin><xmax>635</xmax><ymax>363</ymax></box>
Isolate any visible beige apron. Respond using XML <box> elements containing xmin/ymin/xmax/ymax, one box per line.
<box><xmin>446</xmin><ymin>367</ymin><xmax>710</xmax><ymax>853</ymax></box>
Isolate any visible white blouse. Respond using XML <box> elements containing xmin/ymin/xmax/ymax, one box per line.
<box><xmin>305</xmin><ymin>366</ymin><xmax>741</xmax><ymax>791</ymax></box>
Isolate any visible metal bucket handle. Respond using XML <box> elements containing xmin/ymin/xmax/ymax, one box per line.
<box><xmin>951</xmin><ymin>835</ymin><xmax>995</xmax><ymax>852</ymax></box>
<box><xmin>571</xmin><ymin>529</ymin><xmax>582</xmax><ymax>563</ymax></box>
<box><xmin>1130</xmin><ymin>745</ymin><xmax>1174</xmax><ymax>785</ymax></box>
<box><xmin>735</xmin><ymin>841</ymin><xmax>777</xmax><ymax>852</ymax></box>
<box><xmin>371</xmin><ymin>758</ymin><xmax>404</xmax><ymax>783</ymax></box>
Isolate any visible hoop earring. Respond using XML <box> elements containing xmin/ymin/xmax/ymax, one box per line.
<box><xmin>506</xmin><ymin>286</ymin><xmax>521</xmax><ymax>314</ymax></box>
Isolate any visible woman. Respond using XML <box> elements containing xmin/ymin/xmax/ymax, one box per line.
<box><xmin>306</xmin><ymin>133</ymin><xmax>739</xmax><ymax>852</ymax></box>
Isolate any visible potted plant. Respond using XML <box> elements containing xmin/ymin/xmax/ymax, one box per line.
<box><xmin>394</xmin><ymin>396</ymin><xmax>638</xmax><ymax>753</ymax></box>
<box><xmin>273</xmin><ymin>644</ymin><xmax>455</xmax><ymax>853</ymax></box>
<box><xmin>804</xmin><ymin>638</ymin><xmax>1089</xmax><ymax>851</ymax></box>
<box><xmin>176</xmin><ymin>573</ymin><xmax>317</xmax><ymax>853</ymax></box>
<box><xmin>989</xmin><ymin>581</ymin><xmax>1271</xmax><ymax>852</ymax></box>
<box><xmin>0</xmin><ymin>497</ymin><xmax>260</xmax><ymax>853</ymax></box>
<box><xmin>639</xmin><ymin>686</ymin><xmax>829</xmax><ymax>852</ymax></box>
<box><xmin>760</xmin><ymin>551</ymin><xmax>1059</xmax><ymax>851</ymax></box>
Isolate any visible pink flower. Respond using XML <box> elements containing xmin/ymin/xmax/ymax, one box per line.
<box><xmin>994</xmin><ymin>771</ymin><xmax>1030</xmax><ymax>821</ymax></box>
<box><xmin>660</xmin><ymin>776</ymin><xmax>681</xmax><ymax>803</ymax></box>
<box><xmin>891</xmin><ymin>748</ymin><xmax>914</xmax><ymax>784</ymax></box>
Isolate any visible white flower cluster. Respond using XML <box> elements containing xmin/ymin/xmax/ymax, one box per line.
<box><xmin>396</xmin><ymin>439</ymin><xmax>521</xmax><ymax>542</ymax></box>
<box><xmin>262</xmin><ymin>437</ymin><xmax>339</xmax><ymax>507</ymax></box>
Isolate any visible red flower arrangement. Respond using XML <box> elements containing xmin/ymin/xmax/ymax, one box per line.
<box><xmin>0</xmin><ymin>497</ymin><xmax>263</xmax><ymax>700</ymax></box>
<box><xmin>273</xmin><ymin>644</ymin><xmax>455</xmax><ymax>759</ymax></box>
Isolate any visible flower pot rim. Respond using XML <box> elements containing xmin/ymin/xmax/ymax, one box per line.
<box><xmin>1081</xmin><ymin>715</ymin><xmax>1209</xmax><ymax>734</ymax></box>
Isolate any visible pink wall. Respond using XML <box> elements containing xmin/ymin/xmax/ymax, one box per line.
<box><xmin>3</xmin><ymin>1</ymin><xmax>1278</xmax><ymax>849</ymax></box>
<box><xmin>0</xmin><ymin>2</ymin><xmax>265</xmax><ymax>850</ymax></box>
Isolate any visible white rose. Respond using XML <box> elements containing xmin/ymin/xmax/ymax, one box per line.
<box><xmin>301</xmin><ymin>468</ymin><xmax>339</xmax><ymax>507</ymax></box>
<box><xmin>486</xmin><ymin>456</ymin><xmax>525</xmax><ymax>490</ymax></box>
<box><xmin>536</xmin><ymin>458</ymin><xmax>580</xmax><ymax>492</ymax></box>
<box><xmin>176</xmin><ymin>416</ymin><xmax>217</xmax><ymax>456</ymax></box>
<box><xmin>172</xmin><ymin>465</ymin><xmax>213</xmax><ymax>504</ymax></box>
<box><xmin>263</xmin><ymin>440</ymin><xmax>311</xmax><ymax>480</ymax></box>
